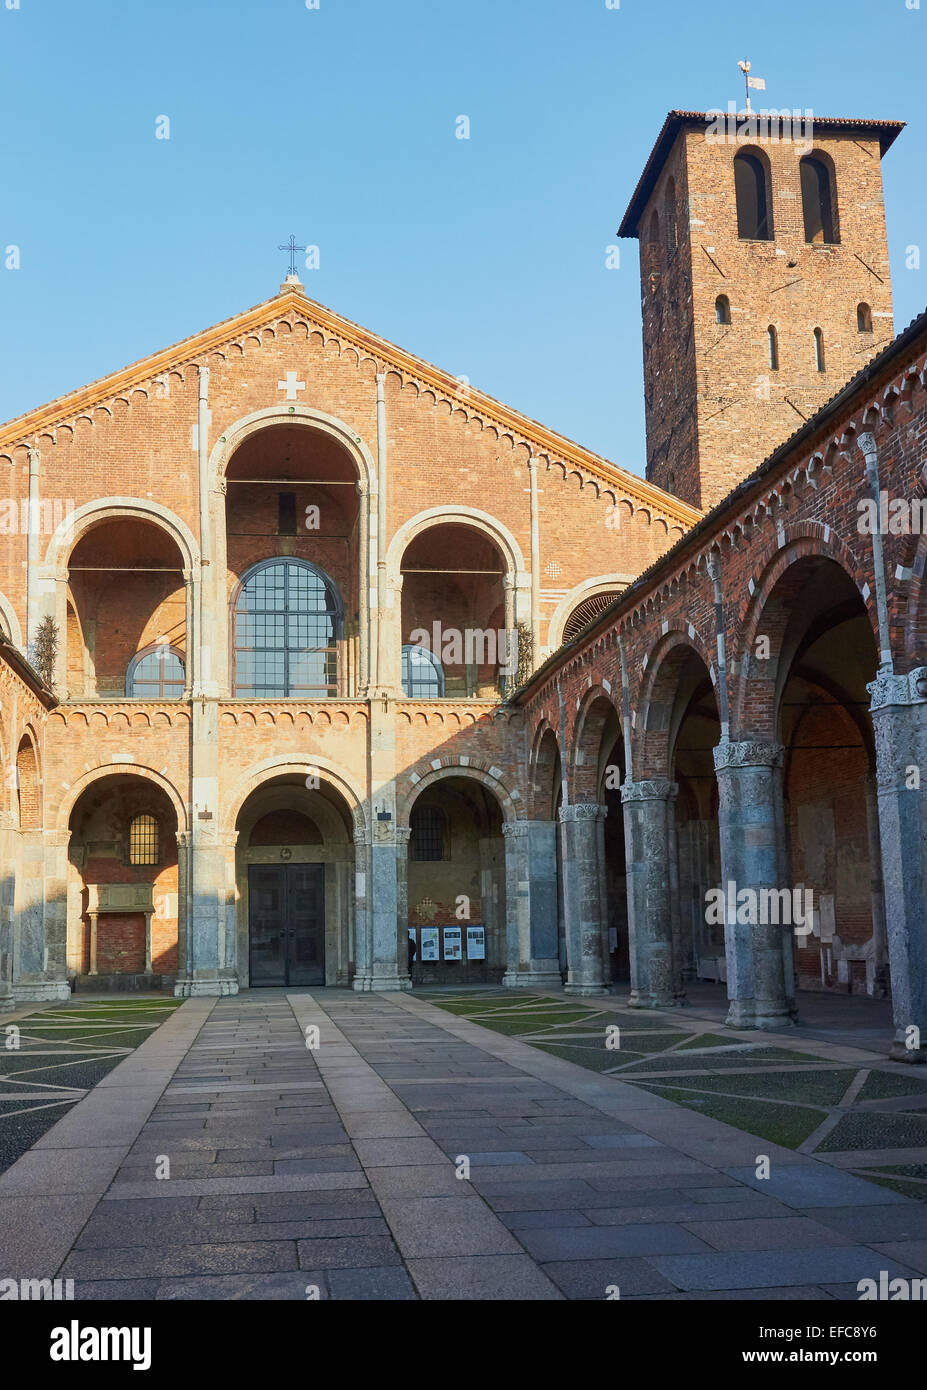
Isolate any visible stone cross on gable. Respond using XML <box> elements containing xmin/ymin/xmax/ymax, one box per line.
<box><xmin>278</xmin><ymin>371</ymin><xmax>306</xmax><ymax>400</ymax></box>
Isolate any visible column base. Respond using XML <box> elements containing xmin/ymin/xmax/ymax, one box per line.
<box><xmin>627</xmin><ymin>989</ymin><xmax>676</xmax><ymax>1009</ymax></box>
<box><xmin>507</xmin><ymin>966</ymin><xmax>564</xmax><ymax>990</ymax></box>
<box><xmin>360</xmin><ymin>972</ymin><xmax>412</xmax><ymax>993</ymax></box>
<box><xmin>565</xmin><ymin>979</ymin><xmax>611</xmax><ymax>998</ymax></box>
<box><xmin>890</xmin><ymin>1038</ymin><xmax>927</xmax><ymax>1064</ymax></box>
<box><xmin>724</xmin><ymin>999</ymin><xmax>757</xmax><ymax>1028</ymax></box>
<box><xmin>173</xmin><ymin>978</ymin><xmax>239</xmax><ymax>998</ymax></box>
<box><xmin>14</xmin><ymin>982</ymin><xmax>71</xmax><ymax>1003</ymax></box>
<box><xmin>754</xmin><ymin>1005</ymin><xmax>796</xmax><ymax>1031</ymax></box>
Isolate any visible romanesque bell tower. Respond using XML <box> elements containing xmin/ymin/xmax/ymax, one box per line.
<box><xmin>619</xmin><ymin>109</ymin><xmax>904</xmax><ymax>510</ymax></box>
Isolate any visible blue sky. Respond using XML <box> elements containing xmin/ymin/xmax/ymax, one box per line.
<box><xmin>0</xmin><ymin>0</ymin><xmax>923</xmax><ymax>474</ymax></box>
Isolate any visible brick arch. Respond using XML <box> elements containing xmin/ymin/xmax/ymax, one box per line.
<box><xmin>0</xmin><ymin>590</ymin><xmax>24</xmax><ymax>651</ymax></box>
<box><xmin>529</xmin><ymin>720</ymin><xmax>562</xmax><ymax>820</ymax></box>
<box><xmin>211</xmin><ymin>405</ymin><xmax>376</xmax><ymax>494</ymax></box>
<box><xmin>56</xmin><ymin>763</ymin><xmax>187</xmax><ymax>834</ymax></box>
<box><xmin>569</xmin><ymin>685</ymin><xmax>622</xmax><ymax>801</ymax></box>
<box><xmin>397</xmin><ymin>762</ymin><xmax>516</xmax><ymax>827</ymax></box>
<box><xmin>386</xmin><ymin>507</ymin><xmax>526</xmax><ymax>580</ymax></box>
<box><xmin>635</xmin><ymin>627</ymin><xmax>716</xmax><ymax>780</ymax></box>
<box><xmin>41</xmin><ymin>498</ymin><xmax>199</xmax><ymax>577</ymax></box>
<box><xmin>732</xmin><ymin>534</ymin><xmax>877</xmax><ymax>742</ymax></box>
<box><xmin>221</xmin><ymin>756</ymin><xmax>367</xmax><ymax>838</ymax></box>
<box><xmin>899</xmin><ymin>531</ymin><xmax>927</xmax><ymax>671</ymax></box>
<box><xmin>15</xmin><ymin>728</ymin><xmax>42</xmax><ymax>830</ymax></box>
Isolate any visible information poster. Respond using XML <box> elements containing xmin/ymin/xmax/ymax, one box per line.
<box><xmin>466</xmin><ymin>926</ymin><xmax>485</xmax><ymax>960</ymax></box>
<box><xmin>443</xmin><ymin>926</ymin><xmax>462</xmax><ymax>961</ymax></box>
<box><xmin>420</xmin><ymin>926</ymin><xmax>439</xmax><ymax>962</ymax></box>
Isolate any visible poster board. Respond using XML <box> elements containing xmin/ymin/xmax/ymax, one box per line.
<box><xmin>443</xmin><ymin>926</ymin><xmax>462</xmax><ymax>961</ymax></box>
<box><xmin>466</xmin><ymin>925</ymin><xmax>486</xmax><ymax>960</ymax></box>
<box><xmin>420</xmin><ymin>926</ymin><xmax>439</xmax><ymax>962</ymax></box>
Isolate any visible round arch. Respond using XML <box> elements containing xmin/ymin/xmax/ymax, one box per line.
<box><xmin>211</xmin><ymin>406</ymin><xmax>376</xmax><ymax>494</ymax></box>
<box><xmin>569</xmin><ymin>684</ymin><xmax>623</xmax><ymax>800</ymax></box>
<box><xmin>222</xmin><ymin>755</ymin><xmax>367</xmax><ymax>836</ymax></box>
<box><xmin>635</xmin><ymin>626</ymin><xmax>717</xmax><ymax>780</ymax></box>
<box><xmin>41</xmin><ymin>498</ymin><xmax>199</xmax><ymax>578</ymax></box>
<box><xmin>57</xmin><ymin>763</ymin><xmax>188</xmax><ymax>834</ymax></box>
<box><xmin>547</xmin><ymin>575</ymin><xmax>636</xmax><ymax>654</ymax></box>
<box><xmin>398</xmin><ymin>763</ymin><xmax>516</xmax><ymax>826</ymax></box>
<box><xmin>529</xmin><ymin>720</ymin><xmax>562</xmax><ymax>820</ymax></box>
<box><xmin>733</xmin><ymin>537</ymin><xmax>877</xmax><ymax>741</ymax></box>
<box><xmin>386</xmin><ymin>506</ymin><xmax>526</xmax><ymax>579</ymax></box>
<box><xmin>0</xmin><ymin>590</ymin><xmax>24</xmax><ymax>651</ymax></box>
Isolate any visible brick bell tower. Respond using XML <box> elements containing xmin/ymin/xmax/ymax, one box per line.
<box><xmin>619</xmin><ymin>109</ymin><xmax>904</xmax><ymax>510</ymax></box>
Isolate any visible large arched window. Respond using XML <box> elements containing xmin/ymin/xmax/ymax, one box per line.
<box><xmin>402</xmin><ymin>644</ymin><xmax>445</xmax><ymax>699</ymax></box>
<box><xmin>126</xmin><ymin>644</ymin><xmax>185</xmax><ymax>698</ymax></box>
<box><xmin>734</xmin><ymin>150</ymin><xmax>773</xmax><ymax>240</ymax></box>
<box><xmin>800</xmin><ymin>154</ymin><xmax>838</xmax><ymax>244</ymax></box>
<box><xmin>232</xmin><ymin>559</ymin><xmax>342</xmax><ymax>698</ymax></box>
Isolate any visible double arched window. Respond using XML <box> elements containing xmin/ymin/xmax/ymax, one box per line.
<box><xmin>232</xmin><ymin>559</ymin><xmax>342</xmax><ymax>698</ymax></box>
<box><xmin>402</xmin><ymin>644</ymin><xmax>445</xmax><ymax>699</ymax></box>
<box><xmin>126</xmin><ymin>644</ymin><xmax>185</xmax><ymax>698</ymax></box>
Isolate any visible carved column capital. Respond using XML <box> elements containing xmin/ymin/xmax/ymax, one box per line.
<box><xmin>559</xmin><ymin>802</ymin><xmax>607</xmax><ymax>823</ymax></box>
<box><xmin>868</xmin><ymin>667</ymin><xmax>927</xmax><ymax>711</ymax></box>
<box><xmin>620</xmin><ymin>779</ymin><xmax>676</xmax><ymax>804</ymax></box>
<box><xmin>713</xmin><ymin>740</ymin><xmax>784</xmax><ymax>773</ymax></box>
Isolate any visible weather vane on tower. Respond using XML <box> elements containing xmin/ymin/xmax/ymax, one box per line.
<box><xmin>738</xmin><ymin>58</ymin><xmax>766</xmax><ymax>114</ymax></box>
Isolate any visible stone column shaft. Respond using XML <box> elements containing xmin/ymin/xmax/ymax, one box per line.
<box><xmin>713</xmin><ymin>740</ymin><xmax>790</xmax><ymax>1030</ymax></box>
<box><xmin>621</xmin><ymin>779</ymin><xmax>676</xmax><ymax>1007</ymax></box>
<box><xmin>868</xmin><ymin>668</ymin><xmax>927</xmax><ymax>1062</ymax></box>
<box><xmin>559</xmin><ymin>803</ymin><xmax>609</xmax><ymax>996</ymax></box>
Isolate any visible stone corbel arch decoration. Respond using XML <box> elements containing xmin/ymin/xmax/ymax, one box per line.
<box><xmin>0</xmin><ymin>590</ymin><xmax>24</xmax><ymax>652</ymax></box>
<box><xmin>55</xmin><ymin>763</ymin><xmax>189</xmax><ymax>834</ymax></box>
<box><xmin>221</xmin><ymin>755</ymin><xmax>367</xmax><ymax>840</ymax></box>
<box><xmin>546</xmin><ymin>575</ymin><xmax>637</xmax><ymax>655</ymax></box>
<box><xmin>397</xmin><ymin>762</ymin><xmax>517</xmax><ymax>827</ymax></box>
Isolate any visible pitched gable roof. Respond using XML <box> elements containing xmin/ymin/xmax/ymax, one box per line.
<box><xmin>0</xmin><ymin>286</ymin><xmax>700</xmax><ymax>529</ymax></box>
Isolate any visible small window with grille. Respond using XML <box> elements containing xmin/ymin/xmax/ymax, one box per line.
<box><xmin>129</xmin><ymin>814</ymin><xmax>159</xmax><ymax>866</ymax></box>
<box><xmin>410</xmin><ymin>806</ymin><xmax>447</xmax><ymax>861</ymax></box>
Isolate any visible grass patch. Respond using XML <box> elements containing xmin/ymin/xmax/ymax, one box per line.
<box><xmin>465</xmin><ymin>1011</ymin><xmax>599</xmax><ymax>1036</ymax></box>
<box><xmin>616</xmin><ymin>1068</ymin><xmax>857</xmax><ymax>1107</ymax></box>
<box><xmin>533</xmin><ymin>1042</ymin><xmax>641</xmax><ymax>1072</ymax></box>
<box><xmin>855</xmin><ymin>1174</ymin><xmax>927</xmax><ymax>1202</ymax></box>
<box><xmin>629</xmin><ymin>1082</ymin><xmax>825</xmax><ymax>1149</ymax></box>
<box><xmin>857</xmin><ymin>1070</ymin><xmax>927</xmax><ymax>1103</ymax></box>
<box><xmin>818</xmin><ymin>1112</ymin><xmax>927</xmax><ymax>1153</ymax></box>
<box><xmin>677</xmin><ymin>1033</ymin><xmax>744</xmax><ymax>1050</ymax></box>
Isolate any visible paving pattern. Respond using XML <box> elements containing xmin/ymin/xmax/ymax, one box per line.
<box><xmin>426</xmin><ymin>992</ymin><xmax>927</xmax><ymax>1201</ymax></box>
<box><xmin>3</xmin><ymin>987</ymin><xmax>927</xmax><ymax>1300</ymax></box>
<box><xmin>0</xmin><ymin>999</ymin><xmax>181</xmax><ymax>1174</ymax></box>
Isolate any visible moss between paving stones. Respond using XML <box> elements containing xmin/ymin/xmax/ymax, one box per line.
<box><xmin>629</xmin><ymin>1082</ymin><xmax>826</xmax><ymax>1149</ymax></box>
<box><xmin>465</xmin><ymin>1012</ymin><xmax>599</xmax><ymax>1036</ymax></box>
<box><xmin>857</xmin><ymin>1070</ymin><xmax>927</xmax><ymax>1103</ymax></box>
<box><xmin>616</xmin><ymin>1068</ymin><xmax>858</xmax><ymax>1107</ymax></box>
<box><xmin>817</xmin><ymin>1111</ymin><xmax>927</xmax><ymax>1152</ymax></box>
<box><xmin>533</xmin><ymin>1042</ymin><xmax>642</xmax><ymax>1072</ymax></box>
<box><xmin>855</xmin><ymin>1174</ymin><xmax>927</xmax><ymax>1202</ymax></box>
<box><xmin>616</xmin><ymin>1048</ymin><xmax>824</xmax><ymax>1073</ymax></box>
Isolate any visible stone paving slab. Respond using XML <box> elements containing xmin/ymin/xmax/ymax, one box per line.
<box><xmin>1</xmin><ymin>985</ymin><xmax>922</xmax><ymax>1300</ymax></box>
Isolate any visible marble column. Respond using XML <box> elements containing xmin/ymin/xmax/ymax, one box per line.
<box><xmin>354</xmin><ymin>820</ymin><xmax>410</xmax><ymax>992</ymax></box>
<box><xmin>351</xmin><ymin>826</ymin><xmax>372</xmax><ymax>991</ymax></box>
<box><xmin>868</xmin><ymin>667</ymin><xmax>927</xmax><ymax>1062</ymax></box>
<box><xmin>621</xmin><ymin>779</ymin><xmax>676</xmax><ymax>1007</ymax></box>
<box><xmin>559</xmin><ymin>802</ymin><xmax>609</xmax><ymax>996</ymax></box>
<box><xmin>713</xmin><ymin>740</ymin><xmax>790</xmax><ymax>1030</ymax></box>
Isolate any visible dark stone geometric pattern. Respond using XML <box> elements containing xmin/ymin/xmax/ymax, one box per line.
<box><xmin>0</xmin><ymin>999</ymin><xmax>180</xmax><ymax>1175</ymax></box>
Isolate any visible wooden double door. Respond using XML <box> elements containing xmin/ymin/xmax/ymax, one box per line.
<box><xmin>248</xmin><ymin>863</ymin><xmax>325</xmax><ymax>986</ymax></box>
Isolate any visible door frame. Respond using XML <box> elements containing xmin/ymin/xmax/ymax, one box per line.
<box><xmin>246</xmin><ymin>861</ymin><xmax>326</xmax><ymax>987</ymax></box>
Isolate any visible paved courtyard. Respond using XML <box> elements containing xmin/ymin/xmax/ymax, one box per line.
<box><xmin>3</xmin><ymin>987</ymin><xmax>927</xmax><ymax>1300</ymax></box>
